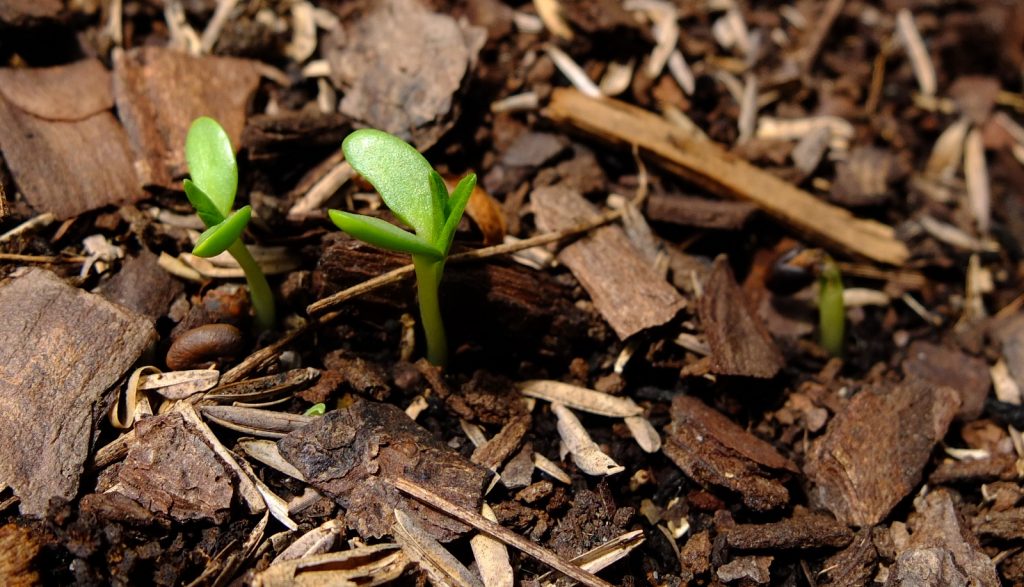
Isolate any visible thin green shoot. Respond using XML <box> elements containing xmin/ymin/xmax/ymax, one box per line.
<box><xmin>329</xmin><ymin>129</ymin><xmax>476</xmax><ymax>366</ymax></box>
<box><xmin>183</xmin><ymin>116</ymin><xmax>275</xmax><ymax>331</ymax></box>
<box><xmin>818</xmin><ymin>256</ymin><xmax>845</xmax><ymax>357</ymax></box>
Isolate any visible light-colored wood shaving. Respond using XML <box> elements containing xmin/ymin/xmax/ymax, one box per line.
<box><xmin>285</xmin><ymin>1</ymin><xmax>317</xmax><ymax>63</ymax></box>
<box><xmin>992</xmin><ymin>360</ymin><xmax>1023</xmax><ymax>405</ymax></box>
<box><xmin>518</xmin><ymin>380</ymin><xmax>643</xmax><ymax>417</ymax></box>
<box><xmin>624</xmin><ymin>415</ymin><xmax>661</xmax><ymax>453</ymax></box>
<box><xmin>139</xmin><ymin>369</ymin><xmax>219</xmax><ymax>400</ymax></box>
<box><xmin>199</xmin><ymin>0</ymin><xmax>238</xmax><ymax>54</ymax></box>
<box><xmin>918</xmin><ymin>216</ymin><xmax>998</xmax><ymax>253</ymax></box>
<box><xmin>461</xmin><ymin>419</ymin><xmax>488</xmax><ymax>447</ymax></box>
<box><xmin>490</xmin><ymin>91</ymin><xmax>540</xmax><ymax>113</ymax></box>
<box><xmin>842</xmin><ymin>288</ymin><xmax>890</xmax><ymax>307</ymax></box>
<box><xmin>471</xmin><ymin>503</ymin><xmax>514</xmax><ymax>587</ymax></box>
<box><xmin>738</xmin><ymin>74</ymin><xmax>759</xmax><ymax>143</ymax></box>
<box><xmin>552</xmin><ymin>403</ymin><xmax>624</xmax><ymax>476</ymax></box>
<box><xmin>896</xmin><ymin>9</ymin><xmax>936</xmax><ymax>97</ymax></box>
<box><xmin>512</xmin><ymin>11</ymin><xmax>544</xmax><ymax>34</ymax></box>
<box><xmin>405</xmin><ymin>394</ymin><xmax>430</xmax><ymax>420</ymax></box>
<box><xmin>533</xmin><ymin>452</ymin><xmax>572</xmax><ymax>484</ymax></box>
<box><xmin>539</xmin><ymin>529</ymin><xmax>646</xmax><ymax>585</ymax></box>
<box><xmin>287</xmin><ymin>161</ymin><xmax>354</xmax><ymax>220</ymax></box>
<box><xmin>599</xmin><ymin>60</ymin><xmax>635</xmax><ymax>97</ymax></box>
<box><xmin>756</xmin><ymin>115</ymin><xmax>853</xmax><ymax>150</ymax></box>
<box><xmin>272</xmin><ymin>519</ymin><xmax>342</xmax><ymax>564</ymax></box>
<box><xmin>239</xmin><ymin>457</ymin><xmax>299</xmax><ymax>531</ymax></box>
<box><xmin>110</xmin><ymin>366</ymin><xmax>162</xmax><ymax>429</ymax></box>
<box><xmin>394</xmin><ymin>509</ymin><xmax>485</xmax><ymax>587</ymax></box>
<box><xmin>925</xmin><ymin>118</ymin><xmax>969</xmax><ymax>180</ymax></box>
<box><xmin>300</xmin><ymin>59</ymin><xmax>331</xmax><ymax>78</ymax></box>
<box><xmin>533</xmin><ymin>0</ymin><xmax>573</xmax><ymax>40</ymax></box>
<box><xmin>667</xmin><ymin>50</ymin><xmax>695</xmax><ymax>95</ymax></box>
<box><xmin>545</xmin><ymin>44</ymin><xmax>601</xmax><ymax>98</ymax></box>
<box><xmin>964</xmin><ymin>128</ymin><xmax>991</xmax><ymax>234</ymax></box>
<box><xmin>238</xmin><ymin>439</ymin><xmax>307</xmax><ymax>481</ymax></box>
<box><xmin>252</xmin><ymin>544</ymin><xmax>407</xmax><ymax>587</ymax></box>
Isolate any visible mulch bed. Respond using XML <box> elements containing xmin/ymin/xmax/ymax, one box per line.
<box><xmin>2</xmin><ymin>0</ymin><xmax>1024</xmax><ymax>585</ymax></box>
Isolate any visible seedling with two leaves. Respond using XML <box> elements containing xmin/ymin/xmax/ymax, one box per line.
<box><xmin>330</xmin><ymin>129</ymin><xmax>476</xmax><ymax>366</ymax></box>
<box><xmin>183</xmin><ymin>117</ymin><xmax>275</xmax><ymax>330</ymax></box>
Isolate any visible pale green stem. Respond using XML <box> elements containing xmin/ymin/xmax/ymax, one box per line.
<box><xmin>818</xmin><ymin>259</ymin><xmax>845</xmax><ymax>357</ymax></box>
<box><xmin>228</xmin><ymin>239</ymin><xmax>275</xmax><ymax>331</ymax></box>
<box><xmin>413</xmin><ymin>254</ymin><xmax>447</xmax><ymax>366</ymax></box>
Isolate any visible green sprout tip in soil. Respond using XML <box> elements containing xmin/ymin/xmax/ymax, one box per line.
<box><xmin>818</xmin><ymin>256</ymin><xmax>845</xmax><ymax>357</ymax></box>
<box><xmin>329</xmin><ymin>129</ymin><xmax>477</xmax><ymax>366</ymax></box>
<box><xmin>303</xmin><ymin>403</ymin><xmax>326</xmax><ymax>416</ymax></box>
<box><xmin>183</xmin><ymin>116</ymin><xmax>275</xmax><ymax>331</ymax></box>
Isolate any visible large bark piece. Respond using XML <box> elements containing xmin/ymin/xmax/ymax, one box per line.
<box><xmin>532</xmin><ymin>185</ymin><xmax>686</xmax><ymax>339</ymax></box>
<box><xmin>0</xmin><ymin>60</ymin><xmax>141</xmax><ymax>219</ymax></box>
<box><xmin>278</xmin><ymin>399</ymin><xmax>491</xmax><ymax>542</ymax></box>
<box><xmin>113</xmin><ymin>47</ymin><xmax>261</xmax><ymax>188</ymax></box>
<box><xmin>0</xmin><ymin>269</ymin><xmax>156</xmax><ymax>516</ymax></box>
<box><xmin>544</xmin><ymin>88</ymin><xmax>910</xmax><ymax>265</ymax></box>
<box><xmin>805</xmin><ymin>380</ymin><xmax>960</xmax><ymax>527</ymax></box>
<box><xmin>664</xmin><ymin>395</ymin><xmax>797</xmax><ymax>512</ymax></box>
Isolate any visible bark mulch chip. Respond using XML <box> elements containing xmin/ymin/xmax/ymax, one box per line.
<box><xmin>278</xmin><ymin>399</ymin><xmax>491</xmax><ymax>542</ymax></box>
<box><xmin>805</xmin><ymin>380</ymin><xmax>960</xmax><ymax>527</ymax></box>
<box><xmin>0</xmin><ymin>268</ymin><xmax>155</xmax><ymax>516</ymax></box>
<box><xmin>0</xmin><ymin>60</ymin><xmax>141</xmax><ymax>219</ymax></box>
<box><xmin>664</xmin><ymin>395</ymin><xmax>797</xmax><ymax>512</ymax></box>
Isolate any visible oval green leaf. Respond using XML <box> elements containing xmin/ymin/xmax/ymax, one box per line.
<box><xmin>439</xmin><ymin>173</ymin><xmax>477</xmax><ymax>255</ymax></box>
<box><xmin>193</xmin><ymin>205</ymin><xmax>252</xmax><ymax>258</ymax></box>
<box><xmin>342</xmin><ymin>129</ymin><xmax>443</xmax><ymax>244</ymax></box>
<box><xmin>183</xmin><ymin>179</ymin><xmax>225</xmax><ymax>228</ymax></box>
<box><xmin>328</xmin><ymin>209</ymin><xmax>443</xmax><ymax>260</ymax></box>
<box><xmin>185</xmin><ymin>116</ymin><xmax>237</xmax><ymax>216</ymax></box>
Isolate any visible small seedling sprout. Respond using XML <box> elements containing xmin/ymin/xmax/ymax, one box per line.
<box><xmin>818</xmin><ymin>256</ymin><xmax>845</xmax><ymax>357</ymax></box>
<box><xmin>303</xmin><ymin>403</ymin><xmax>326</xmax><ymax>416</ymax></box>
<box><xmin>183</xmin><ymin>116</ymin><xmax>275</xmax><ymax>331</ymax></box>
<box><xmin>329</xmin><ymin>129</ymin><xmax>476</xmax><ymax>366</ymax></box>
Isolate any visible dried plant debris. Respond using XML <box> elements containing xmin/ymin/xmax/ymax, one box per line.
<box><xmin>886</xmin><ymin>490</ymin><xmax>999</xmax><ymax>587</ymax></box>
<box><xmin>0</xmin><ymin>269</ymin><xmax>156</xmax><ymax>516</ymax></box>
<box><xmin>532</xmin><ymin>185</ymin><xmax>685</xmax><ymax>339</ymax></box>
<box><xmin>724</xmin><ymin>507</ymin><xmax>852</xmax><ymax>551</ymax></box>
<box><xmin>686</xmin><ymin>255</ymin><xmax>784</xmax><ymax>379</ymax></box>
<box><xmin>818</xmin><ymin>529</ymin><xmax>878</xmax><ymax>586</ymax></box>
<box><xmin>0</xmin><ymin>60</ymin><xmax>141</xmax><ymax>219</ymax></box>
<box><xmin>252</xmin><ymin>543</ymin><xmax>408</xmax><ymax>587</ymax></box>
<box><xmin>664</xmin><ymin>395</ymin><xmax>797</xmax><ymax>512</ymax></box>
<box><xmin>805</xmin><ymin>380</ymin><xmax>960</xmax><ymax>527</ymax></box>
<box><xmin>644</xmin><ymin>194</ymin><xmax>757</xmax><ymax>231</ymax></box>
<box><xmin>278</xmin><ymin>399</ymin><xmax>491</xmax><ymax>541</ymax></box>
<box><xmin>113</xmin><ymin>46</ymin><xmax>261</xmax><ymax>188</ymax></box>
<box><xmin>393</xmin><ymin>508</ymin><xmax>485</xmax><ymax>587</ymax></box>
<box><xmin>0</xmin><ymin>523</ymin><xmax>40</xmax><ymax>587</ymax></box>
<box><xmin>326</xmin><ymin>0</ymin><xmax>485</xmax><ymax>149</ymax></box>
<box><xmin>717</xmin><ymin>555</ymin><xmax>773</xmax><ymax>584</ymax></box>
<box><xmin>113</xmin><ymin>412</ymin><xmax>233</xmax><ymax>523</ymax></box>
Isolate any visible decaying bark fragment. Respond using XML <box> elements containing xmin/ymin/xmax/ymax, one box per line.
<box><xmin>532</xmin><ymin>185</ymin><xmax>686</xmax><ymax>339</ymax></box>
<box><xmin>278</xmin><ymin>399</ymin><xmax>491</xmax><ymax>542</ymax></box>
<box><xmin>663</xmin><ymin>395</ymin><xmax>796</xmax><ymax>512</ymax></box>
<box><xmin>115</xmin><ymin>412</ymin><xmax>233</xmax><ymax>523</ymax></box>
<box><xmin>805</xmin><ymin>380</ymin><xmax>960</xmax><ymax>527</ymax></box>
<box><xmin>113</xmin><ymin>46</ymin><xmax>261</xmax><ymax>188</ymax></box>
<box><xmin>0</xmin><ymin>60</ymin><xmax>141</xmax><ymax>219</ymax></box>
<box><xmin>0</xmin><ymin>269</ymin><xmax>155</xmax><ymax>516</ymax></box>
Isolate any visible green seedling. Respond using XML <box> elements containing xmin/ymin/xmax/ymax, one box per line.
<box><xmin>330</xmin><ymin>129</ymin><xmax>476</xmax><ymax>366</ymax></box>
<box><xmin>184</xmin><ymin>116</ymin><xmax>275</xmax><ymax>331</ymax></box>
<box><xmin>303</xmin><ymin>402</ymin><xmax>326</xmax><ymax>417</ymax></box>
<box><xmin>818</xmin><ymin>256</ymin><xmax>845</xmax><ymax>357</ymax></box>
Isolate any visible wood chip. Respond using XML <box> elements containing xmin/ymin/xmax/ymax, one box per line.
<box><xmin>278</xmin><ymin>400</ymin><xmax>491</xmax><ymax>542</ymax></box>
<box><xmin>395</xmin><ymin>509</ymin><xmax>485</xmax><ymax>587</ymax></box>
<box><xmin>805</xmin><ymin>380</ymin><xmax>960</xmax><ymax>527</ymax></box>
<box><xmin>965</xmin><ymin>128</ymin><xmax>992</xmax><ymax>233</ymax></box>
<box><xmin>326</xmin><ymin>0</ymin><xmax>485</xmax><ymax>149</ymax></box>
<box><xmin>664</xmin><ymin>395</ymin><xmax>796</xmax><ymax>512</ymax></box>
<box><xmin>272</xmin><ymin>519</ymin><xmax>341</xmax><ymax>564</ymax></box>
<box><xmin>112</xmin><ymin>46</ymin><xmax>261</xmax><ymax>188</ymax></box>
<box><xmin>0</xmin><ymin>60</ymin><xmax>141</xmax><ymax>219</ymax></box>
<box><xmin>896</xmin><ymin>9</ymin><xmax>936</xmax><ymax>97</ymax></box>
<box><xmin>552</xmin><ymin>403</ymin><xmax>625</xmax><ymax>476</ymax></box>
<box><xmin>96</xmin><ymin>249</ymin><xmax>183</xmax><ymax>320</ymax></box>
<box><xmin>0</xmin><ymin>269</ymin><xmax>155</xmax><ymax>516</ymax></box>
<box><xmin>544</xmin><ymin>44</ymin><xmax>601</xmax><ymax>98</ymax></box>
<box><xmin>238</xmin><ymin>439</ymin><xmax>306</xmax><ymax>481</ymax></box>
<box><xmin>471</xmin><ymin>415</ymin><xmax>531</xmax><ymax>471</ymax></box>
<box><xmin>544</xmin><ymin>89</ymin><xmax>909</xmax><ymax>265</ymax></box>
<box><xmin>687</xmin><ymin>255</ymin><xmax>784</xmax><ymax>378</ymax></box>
<box><xmin>532</xmin><ymin>185</ymin><xmax>685</xmax><ymax>338</ymax></box>
<box><xmin>725</xmin><ymin>508</ymin><xmax>853</xmax><ymax>550</ymax></box>
<box><xmin>0</xmin><ymin>523</ymin><xmax>41</xmax><ymax>586</ymax></box>
<box><xmin>901</xmin><ymin>341</ymin><xmax>990</xmax><ymax>420</ymax></box>
<box><xmin>646</xmin><ymin>194</ymin><xmax>756</xmax><ymax>230</ymax></box>
<box><xmin>115</xmin><ymin>411</ymin><xmax>234</xmax><ymax>523</ymax></box>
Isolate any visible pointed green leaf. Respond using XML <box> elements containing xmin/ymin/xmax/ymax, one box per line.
<box><xmin>439</xmin><ymin>173</ymin><xmax>476</xmax><ymax>255</ymax></box>
<box><xmin>183</xmin><ymin>179</ymin><xmax>225</xmax><ymax>227</ymax></box>
<box><xmin>194</xmin><ymin>206</ymin><xmax>252</xmax><ymax>257</ymax></box>
<box><xmin>342</xmin><ymin>129</ymin><xmax>443</xmax><ymax>243</ymax></box>
<box><xmin>329</xmin><ymin>210</ymin><xmax>443</xmax><ymax>260</ymax></box>
<box><xmin>185</xmin><ymin>116</ymin><xmax>237</xmax><ymax>216</ymax></box>
<box><xmin>429</xmin><ymin>170</ymin><xmax>450</xmax><ymax>221</ymax></box>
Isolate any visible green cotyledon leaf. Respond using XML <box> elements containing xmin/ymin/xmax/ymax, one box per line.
<box><xmin>328</xmin><ymin>210</ymin><xmax>443</xmax><ymax>260</ymax></box>
<box><xmin>342</xmin><ymin>129</ymin><xmax>444</xmax><ymax>244</ymax></box>
<box><xmin>193</xmin><ymin>205</ymin><xmax>252</xmax><ymax>257</ymax></box>
<box><xmin>183</xmin><ymin>179</ymin><xmax>225</xmax><ymax>228</ymax></box>
<box><xmin>438</xmin><ymin>173</ymin><xmax>477</xmax><ymax>255</ymax></box>
<box><xmin>185</xmin><ymin>116</ymin><xmax>238</xmax><ymax>217</ymax></box>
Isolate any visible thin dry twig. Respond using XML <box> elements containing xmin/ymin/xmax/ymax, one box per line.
<box><xmin>391</xmin><ymin>477</ymin><xmax>616</xmax><ymax>587</ymax></box>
